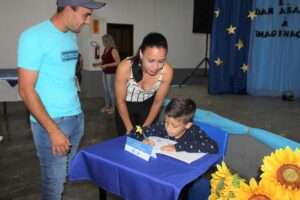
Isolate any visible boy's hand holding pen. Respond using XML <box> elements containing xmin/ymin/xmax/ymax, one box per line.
<box><xmin>135</xmin><ymin>125</ymin><xmax>155</xmax><ymax>146</ymax></box>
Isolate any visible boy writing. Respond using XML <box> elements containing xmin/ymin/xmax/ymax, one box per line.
<box><xmin>129</xmin><ymin>97</ymin><xmax>218</xmax><ymax>153</ymax></box>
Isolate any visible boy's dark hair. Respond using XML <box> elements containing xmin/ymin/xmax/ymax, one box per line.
<box><xmin>165</xmin><ymin>98</ymin><xmax>196</xmax><ymax>123</ymax></box>
<box><xmin>130</xmin><ymin>32</ymin><xmax>168</xmax><ymax>82</ymax></box>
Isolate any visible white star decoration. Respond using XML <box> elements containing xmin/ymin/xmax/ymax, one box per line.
<box><xmin>214</xmin><ymin>57</ymin><xmax>224</xmax><ymax>67</ymax></box>
<box><xmin>215</xmin><ymin>9</ymin><xmax>220</xmax><ymax>17</ymax></box>
<box><xmin>241</xmin><ymin>64</ymin><xmax>249</xmax><ymax>72</ymax></box>
<box><xmin>248</xmin><ymin>11</ymin><xmax>257</xmax><ymax>20</ymax></box>
<box><xmin>227</xmin><ymin>25</ymin><xmax>237</xmax><ymax>35</ymax></box>
<box><xmin>235</xmin><ymin>39</ymin><xmax>244</xmax><ymax>51</ymax></box>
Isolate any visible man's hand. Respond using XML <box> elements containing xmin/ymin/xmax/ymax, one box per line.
<box><xmin>49</xmin><ymin>130</ymin><xmax>71</xmax><ymax>157</ymax></box>
<box><xmin>160</xmin><ymin>144</ymin><xmax>176</xmax><ymax>152</ymax></box>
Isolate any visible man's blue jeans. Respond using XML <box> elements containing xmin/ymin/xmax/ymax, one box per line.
<box><xmin>31</xmin><ymin>112</ymin><xmax>84</xmax><ymax>200</ymax></box>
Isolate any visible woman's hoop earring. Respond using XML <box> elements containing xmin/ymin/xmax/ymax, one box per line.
<box><xmin>138</xmin><ymin>59</ymin><xmax>143</xmax><ymax>68</ymax></box>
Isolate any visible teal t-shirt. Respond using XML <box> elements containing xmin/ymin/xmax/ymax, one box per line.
<box><xmin>18</xmin><ymin>20</ymin><xmax>81</xmax><ymax>121</ymax></box>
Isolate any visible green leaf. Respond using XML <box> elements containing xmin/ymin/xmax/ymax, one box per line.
<box><xmin>216</xmin><ymin>178</ymin><xmax>225</xmax><ymax>193</ymax></box>
<box><xmin>232</xmin><ymin>174</ymin><xmax>242</xmax><ymax>188</ymax></box>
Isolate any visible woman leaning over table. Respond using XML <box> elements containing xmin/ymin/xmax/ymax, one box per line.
<box><xmin>115</xmin><ymin>32</ymin><xmax>173</xmax><ymax>136</ymax></box>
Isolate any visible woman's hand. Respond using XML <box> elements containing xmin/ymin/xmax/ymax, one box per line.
<box><xmin>100</xmin><ymin>64</ymin><xmax>107</xmax><ymax>69</ymax></box>
<box><xmin>92</xmin><ymin>63</ymin><xmax>102</xmax><ymax>67</ymax></box>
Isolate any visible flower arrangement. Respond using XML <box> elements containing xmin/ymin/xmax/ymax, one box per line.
<box><xmin>209</xmin><ymin>147</ymin><xmax>300</xmax><ymax>200</ymax></box>
<box><xmin>209</xmin><ymin>161</ymin><xmax>245</xmax><ymax>200</ymax></box>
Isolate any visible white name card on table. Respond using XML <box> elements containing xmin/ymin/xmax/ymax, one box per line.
<box><xmin>125</xmin><ymin>137</ymin><xmax>156</xmax><ymax>161</ymax></box>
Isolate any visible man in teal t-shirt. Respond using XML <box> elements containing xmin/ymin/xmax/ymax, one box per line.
<box><xmin>17</xmin><ymin>0</ymin><xmax>105</xmax><ymax>199</ymax></box>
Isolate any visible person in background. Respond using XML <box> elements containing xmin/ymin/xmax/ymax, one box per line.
<box><xmin>115</xmin><ymin>32</ymin><xmax>173</xmax><ymax>135</ymax></box>
<box><xmin>129</xmin><ymin>97</ymin><xmax>218</xmax><ymax>153</ymax></box>
<box><xmin>93</xmin><ymin>34</ymin><xmax>120</xmax><ymax>114</ymax></box>
<box><xmin>17</xmin><ymin>0</ymin><xmax>106</xmax><ymax>199</ymax></box>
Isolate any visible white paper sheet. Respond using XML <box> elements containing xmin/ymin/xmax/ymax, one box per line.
<box><xmin>148</xmin><ymin>136</ymin><xmax>207</xmax><ymax>164</ymax></box>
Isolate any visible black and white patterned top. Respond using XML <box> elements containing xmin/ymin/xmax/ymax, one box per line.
<box><xmin>125</xmin><ymin>65</ymin><xmax>164</xmax><ymax>102</ymax></box>
<box><xmin>129</xmin><ymin>122</ymin><xmax>218</xmax><ymax>153</ymax></box>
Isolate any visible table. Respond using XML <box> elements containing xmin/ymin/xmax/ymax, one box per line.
<box><xmin>0</xmin><ymin>70</ymin><xmax>23</xmax><ymax>131</ymax></box>
<box><xmin>0</xmin><ymin>70</ymin><xmax>21</xmax><ymax>102</ymax></box>
<box><xmin>70</xmin><ymin>123</ymin><xmax>227</xmax><ymax>200</ymax></box>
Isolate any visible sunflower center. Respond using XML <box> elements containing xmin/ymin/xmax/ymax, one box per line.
<box><xmin>276</xmin><ymin>164</ymin><xmax>300</xmax><ymax>189</ymax></box>
<box><xmin>249</xmin><ymin>194</ymin><xmax>270</xmax><ymax>200</ymax></box>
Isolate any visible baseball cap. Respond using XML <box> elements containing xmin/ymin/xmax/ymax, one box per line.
<box><xmin>57</xmin><ymin>0</ymin><xmax>106</xmax><ymax>9</ymax></box>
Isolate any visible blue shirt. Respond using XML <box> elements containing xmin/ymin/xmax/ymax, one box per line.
<box><xmin>18</xmin><ymin>20</ymin><xmax>81</xmax><ymax>121</ymax></box>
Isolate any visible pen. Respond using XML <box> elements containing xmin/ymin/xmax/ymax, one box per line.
<box><xmin>141</xmin><ymin>132</ymin><xmax>148</xmax><ymax>140</ymax></box>
<box><xmin>135</xmin><ymin>125</ymin><xmax>148</xmax><ymax>140</ymax></box>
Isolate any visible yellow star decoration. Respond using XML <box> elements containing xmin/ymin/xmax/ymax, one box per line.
<box><xmin>227</xmin><ymin>25</ymin><xmax>236</xmax><ymax>35</ymax></box>
<box><xmin>136</xmin><ymin>125</ymin><xmax>142</xmax><ymax>134</ymax></box>
<box><xmin>248</xmin><ymin>11</ymin><xmax>257</xmax><ymax>20</ymax></box>
<box><xmin>241</xmin><ymin>64</ymin><xmax>249</xmax><ymax>72</ymax></box>
<box><xmin>214</xmin><ymin>58</ymin><xmax>223</xmax><ymax>67</ymax></box>
<box><xmin>214</xmin><ymin>9</ymin><xmax>220</xmax><ymax>17</ymax></box>
<box><xmin>235</xmin><ymin>39</ymin><xmax>244</xmax><ymax>51</ymax></box>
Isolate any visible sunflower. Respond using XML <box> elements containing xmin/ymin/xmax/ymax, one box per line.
<box><xmin>208</xmin><ymin>192</ymin><xmax>220</xmax><ymax>200</ymax></box>
<box><xmin>236</xmin><ymin>178</ymin><xmax>276</xmax><ymax>200</ymax></box>
<box><xmin>260</xmin><ymin>147</ymin><xmax>300</xmax><ymax>200</ymax></box>
<box><xmin>214</xmin><ymin>161</ymin><xmax>232</xmax><ymax>178</ymax></box>
<box><xmin>209</xmin><ymin>161</ymin><xmax>244</xmax><ymax>200</ymax></box>
<box><xmin>210</xmin><ymin>161</ymin><xmax>232</xmax><ymax>192</ymax></box>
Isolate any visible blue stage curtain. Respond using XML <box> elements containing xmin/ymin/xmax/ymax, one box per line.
<box><xmin>247</xmin><ymin>0</ymin><xmax>300</xmax><ymax>98</ymax></box>
<box><xmin>209</xmin><ymin>0</ymin><xmax>252</xmax><ymax>94</ymax></box>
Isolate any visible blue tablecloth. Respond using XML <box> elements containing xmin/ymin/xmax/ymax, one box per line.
<box><xmin>70</xmin><ymin>133</ymin><xmax>224</xmax><ymax>200</ymax></box>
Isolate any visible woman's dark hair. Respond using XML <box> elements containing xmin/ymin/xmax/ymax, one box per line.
<box><xmin>165</xmin><ymin>97</ymin><xmax>196</xmax><ymax>123</ymax></box>
<box><xmin>131</xmin><ymin>32</ymin><xmax>168</xmax><ymax>82</ymax></box>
